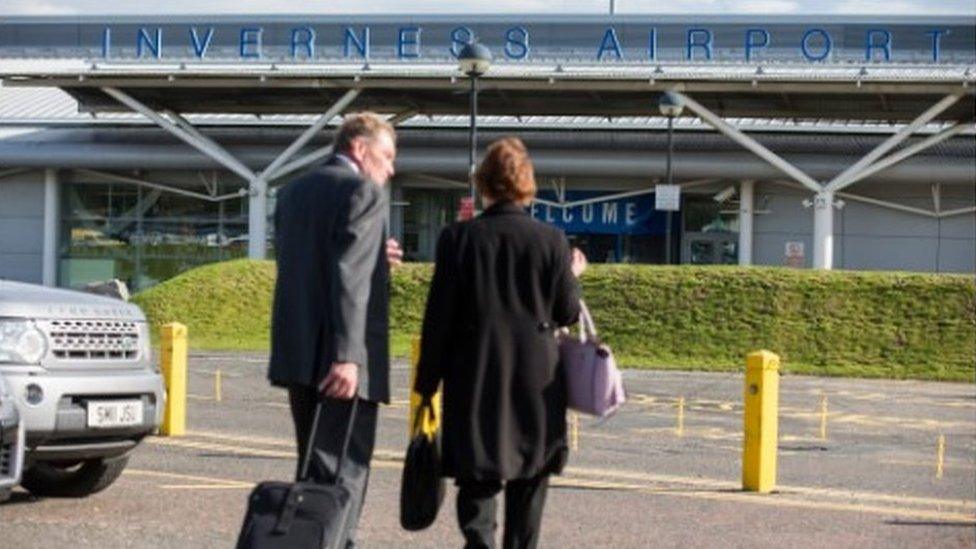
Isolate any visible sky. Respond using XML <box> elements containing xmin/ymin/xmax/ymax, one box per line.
<box><xmin>1</xmin><ymin>0</ymin><xmax>974</xmax><ymax>16</ymax></box>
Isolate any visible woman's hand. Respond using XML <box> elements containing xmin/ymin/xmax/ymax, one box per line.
<box><xmin>571</xmin><ymin>247</ymin><xmax>588</xmax><ymax>278</ymax></box>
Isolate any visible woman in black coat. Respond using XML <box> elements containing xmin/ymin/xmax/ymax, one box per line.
<box><xmin>415</xmin><ymin>137</ymin><xmax>587</xmax><ymax>549</ymax></box>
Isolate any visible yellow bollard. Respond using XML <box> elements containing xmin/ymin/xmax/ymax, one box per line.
<box><xmin>676</xmin><ymin>396</ymin><xmax>685</xmax><ymax>437</ymax></box>
<box><xmin>819</xmin><ymin>392</ymin><xmax>828</xmax><ymax>441</ymax></box>
<box><xmin>569</xmin><ymin>411</ymin><xmax>580</xmax><ymax>451</ymax></box>
<box><xmin>742</xmin><ymin>350</ymin><xmax>780</xmax><ymax>493</ymax></box>
<box><xmin>159</xmin><ymin>323</ymin><xmax>188</xmax><ymax>436</ymax></box>
<box><xmin>408</xmin><ymin>337</ymin><xmax>441</xmax><ymax>438</ymax></box>
<box><xmin>936</xmin><ymin>434</ymin><xmax>946</xmax><ymax>479</ymax></box>
<box><xmin>214</xmin><ymin>369</ymin><xmax>222</xmax><ymax>403</ymax></box>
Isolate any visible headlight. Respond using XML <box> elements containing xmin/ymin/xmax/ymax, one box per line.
<box><xmin>0</xmin><ymin>319</ymin><xmax>48</xmax><ymax>364</ymax></box>
<box><xmin>138</xmin><ymin>322</ymin><xmax>154</xmax><ymax>367</ymax></box>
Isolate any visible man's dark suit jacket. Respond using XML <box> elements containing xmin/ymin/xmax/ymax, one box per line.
<box><xmin>268</xmin><ymin>156</ymin><xmax>390</xmax><ymax>403</ymax></box>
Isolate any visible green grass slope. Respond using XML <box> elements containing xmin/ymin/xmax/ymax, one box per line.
<box><xmin>133</xmin><ymin>260</ymin><xmax>976</xmax><ymax>381</ymax></box>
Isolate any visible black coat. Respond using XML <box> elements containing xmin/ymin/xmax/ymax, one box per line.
<box><xmin>268</xmin><ymin>157</ymin><xmax>390</xmax><ymax>403</ymax></box>
<box><xmin>415</xmin><ymin>201</ymin><xmax>581</xmax><ymax>481</ymax></box>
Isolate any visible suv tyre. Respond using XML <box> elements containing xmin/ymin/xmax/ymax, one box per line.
<box><xmin>21</xmin><ymin>455</ymin><xmax>129</xmax><ymax>497</ymax></box>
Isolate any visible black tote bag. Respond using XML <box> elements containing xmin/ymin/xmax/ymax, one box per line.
<box><xmin>399</xmin><ymin>398</ymin><xmax>445</xmax><ymax>531</ymax></box>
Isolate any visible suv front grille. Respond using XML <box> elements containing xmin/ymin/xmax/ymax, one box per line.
<box><xmin>44</xmin><ymin>320</ymin><xmax>140</xmax><ymax>360</ymax></box>
<box><xmin>0</xmin><ymin>442</ymin><xmax>12</xmax><ymax>477</ymax></box>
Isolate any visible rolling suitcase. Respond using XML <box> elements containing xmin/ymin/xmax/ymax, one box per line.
<box><xmin>236</xmin><ymin>397</ymin><xmax>359</xmax><ymax>549</ymax></box>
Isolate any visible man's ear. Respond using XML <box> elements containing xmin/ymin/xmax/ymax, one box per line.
<box><xmin>348</xmin><ymin>137</ymin><xmax>367</xmax><ymax>164</ymax></box>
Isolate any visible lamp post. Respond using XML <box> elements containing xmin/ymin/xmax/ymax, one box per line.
<box><xmin>457</xmin><ymin>42</ymin><xmax>493</xmax><ymax>207</ymax></box>
<box><xmin>658</xmin><ymin>91</ymin><xmax>684</xmax><ymax>265</ymax></box>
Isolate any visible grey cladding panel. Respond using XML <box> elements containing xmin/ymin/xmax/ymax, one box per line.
<box><xmin>0</xmin><ymin>218</ymin><xmax>43</xmax><ymax>253</ymax></box>
<box><xmin>0</xmin><ymin>176</ymin><xmax>45</xmax><ymax>284</ymax></box>
<box><xmin>840</xmin><ymin>236</ymin><xmax>938</xmax><ymax>272</ymax></box>
<box><xmin>0</xmin><ymin>253</ymin><xmax>42</xmax><ymax>283</ymax></box>
<box><xmin>0</xmin><ymin>178</ymin><xmax>44</xmax><ymax>217</ymax></box>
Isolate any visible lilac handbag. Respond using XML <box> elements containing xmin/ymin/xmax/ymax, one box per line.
<box><xmin>558</xmin><ymin>300</ymin><xmax>626</xmax><ymax>418</ymax></box>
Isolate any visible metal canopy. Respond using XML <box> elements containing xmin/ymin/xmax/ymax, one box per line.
<box><xmin>3</xmin><ymin>63</ymin><xmax>974</xmax><ymax>121</ymax></box>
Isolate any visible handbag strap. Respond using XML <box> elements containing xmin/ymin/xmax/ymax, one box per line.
<box><xmin>298</xmin><ymin>395</ymin><xmax>360</xmax><ymax>483</ymax></box>
<box><xmin>411</xmin><ymin>396</ymin><xmax>437</xmax><ymax>437</ymax></box>
<box><xmin>577</xmin><ymin>299</ymin><xmax>598</xmax><ymax>342</ymax></box>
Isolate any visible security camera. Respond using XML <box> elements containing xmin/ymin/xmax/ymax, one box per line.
<box><xmin>713</xmin><ymin>186</ymin><xmax>736</xmax><ymax>203</ymax></box>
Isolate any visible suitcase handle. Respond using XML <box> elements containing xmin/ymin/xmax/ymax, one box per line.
<box><xmin>298</xmin><ymin>396</ymin><xmax>360</xmax><ymax>483</ymax></box>
<box><xmin>274</xmin><ymin>397</ymin><xmax>360</xmax><ymax>535</ymax></box>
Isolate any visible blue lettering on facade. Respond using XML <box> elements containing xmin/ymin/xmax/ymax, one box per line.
<box><xmin>865</xmin><ymin>29</ymin><xmax>892</xmax><ymax>61</ymax></box>
<box><xmin>189</xmin><ymin>27</ymin><xmax>215</xmax><ymax>59</ymax></box>
<box><xmin>597</xmin><ymin>27</ymin><xmax>623</xmax><ymax>61</ymax></box>
<box><xmin>686</xmin><ymin>28</ymin><xmax>713</xmax><ymax>60</ymax></box>
<box><xmin>449</xmin><ymin>26</ymin><xmax>473</xmax><ymax>57</ymax></box>
<box><xmin>504</xmin><ymin>26</ymin><xmax>529</xmax><ymax>60</ymax></box>
<box><xmin>74</xmin><ymin>23</ymin><xmax>974</xmax><ymax>64</ymax></box>
<box><xmin>745</xmin><ymin>28</ymin><xmax>769</xmax><ymax>62</ymax></box>
<box><xmin>926</xmin><ymin>28</ymin><xmax>949</xmax><ymax>62</ymax></box>
<box><xmin>532</xmin><ymin>191</ymin><xmax>670</xmax><ymax>235</ymax></box>
<box><xmin>397</xmin><ymin>27</ymin><xmax>421</xmax><ymax>59</ymax></box>
<box><xmin>136</xmin><ymin>27</ymin><xmax>162</xmax><ymax>59</ymax></box>
<box><xmin>344</xmin><ymin>27</ymin><xmax>370</xmax><ymax>59</ymax></box>
<box><xmin>291</xmin><ymin>27</ymin><xmax>315</xmax><ymax>59</ymax></box>
<box><xmin>239</xmin><ymin>27</ymin><xmax>262</xmax><ymax>59</ymax></box>
<box><xmin>801</xmin><ymin>28</ymin><xmax>832</xmax><ymax>61</ymax></box>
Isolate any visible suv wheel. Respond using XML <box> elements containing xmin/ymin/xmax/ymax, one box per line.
<box><xmin>21</xmin><ymin>455</ymin><xmax>129</xmax><ymax>497</ymax></box>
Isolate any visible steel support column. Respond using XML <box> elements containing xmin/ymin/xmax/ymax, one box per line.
<box><xmin>812</xmin><ymin>190</ymin><xmax>836</xmax><ymax>270</ymax></box>
<box><xmin>739</xmin><ymin>180</ymin><xmax>754</xmax><ymax>266</ymax></box>
<box><xmin>826</xmin><ymin>94</ymin><xmax>964</xmax><ymax>192</ymax></box>
<box><xmin>673</xmin><ymin>92</ymin><xmax>822</xmax><ymax>193</ymax></box>
<box><xmin>100</xmin><ymin>87</ymin><xmax>359</xmax><ymax>260</ymax></box>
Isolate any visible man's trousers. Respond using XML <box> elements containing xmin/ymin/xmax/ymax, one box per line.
<box><xmin>288</xmin><ymin>386</ymin><xmax>379</xmax><ymax>548</ymax></box>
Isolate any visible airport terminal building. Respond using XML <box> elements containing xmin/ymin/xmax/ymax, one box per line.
<box><xmin>0</xmin><ymin>15</ymin><xmax>973</xmax><ymax>291</ymax></box>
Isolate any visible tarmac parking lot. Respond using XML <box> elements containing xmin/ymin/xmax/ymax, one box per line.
<box><xmin>1</xmin><ymin>352</ymin><xmax>974</xmax><ymax>548</ymax></box>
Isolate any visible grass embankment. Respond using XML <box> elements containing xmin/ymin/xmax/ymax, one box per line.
<box><xmin>133</xmin><ymin>259</ymin><xmax>976</xmax><ymax>381</ymax></box>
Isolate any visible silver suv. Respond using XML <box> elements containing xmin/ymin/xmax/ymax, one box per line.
<box><xmin>0</xmin><ymin>280</ymin><xmax>164</xmax><ymax>497</ymax></box>
<box><xmin>1</xmin><ymin>373</ymin><xmax>25</xmax><ymax>502</ymax></box>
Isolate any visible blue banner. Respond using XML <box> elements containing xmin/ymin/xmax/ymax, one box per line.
<box><xmin>530</xmin><ymin>191</ymin><xmax>670</xmax><ymax>235</ymax></box>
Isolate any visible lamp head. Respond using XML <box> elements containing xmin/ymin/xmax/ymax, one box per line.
<box><xmin>457</xmin><ymin>42</ymin><xmax>493</xmax><ymax>76</ymax></box>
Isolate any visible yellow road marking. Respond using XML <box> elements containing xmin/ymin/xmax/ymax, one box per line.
<box><xmin>123</xmin><ymin>468</ymin><xmax>252</xmax><ymax>487</ymax></box>
<box><xmin>148</xmin><ymin>437</ymin><xmax>293</xmax><ymax>459</ymax></box>
<box><xmin>554</xmin><ymin>473</ymin><xmax>976</xmax><ymax>524</ymax></box>
<box><xmin>880</xmin><ymin>458</ymin><xmax>976</xmax><ymax>472</ymax></box>
<box><xmin>159</xmin><ymin>484</ymin><xmax>255</xmax><ymax>490</ymax></box>
<box><xmin>149</xmin><ymin>431</ymin><xmax>976</xmax><ymax>519</ymax></box>
<box><xmin>562</xmin><ymin>465</ymin><xmax>975</xmax><ymax>511</ymax></box>
<box><xmin>186</xmin><ymin>430</ymin><xmax>295</xmax><ymax>448</ymax></box>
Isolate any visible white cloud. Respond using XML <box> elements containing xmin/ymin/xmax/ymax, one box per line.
<box><xmin>1</xmin><ymin>0</ymin><xmax>77</xmax><ymax>15</ymax></box>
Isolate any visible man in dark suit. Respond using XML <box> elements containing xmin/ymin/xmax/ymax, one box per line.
<box><xmin>268</xmin><ymin>112</ymin><xmax>400</xmax><ymax>547</ymax></box>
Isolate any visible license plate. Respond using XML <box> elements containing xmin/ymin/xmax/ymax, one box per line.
<box><xmin>87</xmin><ymin>400</ymin><xmax>143</xmax><ymax>429</ymax></box>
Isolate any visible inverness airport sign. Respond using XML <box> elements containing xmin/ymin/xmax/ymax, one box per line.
<box><xmin>1</xmin><ymin>18</ymin><xmax>974</xmax><ymax>64</ymax></box>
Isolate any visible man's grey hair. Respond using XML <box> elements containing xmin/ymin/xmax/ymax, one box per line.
<box><xmin>334</xmin><ymin>112</ymin><xmax>396</xmax><ymax>153</ymax></box>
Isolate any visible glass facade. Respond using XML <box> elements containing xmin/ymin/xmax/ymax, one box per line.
<box><xmin>396</xmin><ymin>187</ymin><xmax>734</xmax><ymax>265</ymax></box>
<box><xmin>56</xmin><ymin>180</ymin><xmax>740</xmax><ymax>292</ymax></box>
<box><xmin>401</xmin><ymin>188</ymin><xmax>465</xmax><ymax>261</ymax></box>
<box><xmin>59</xmin><ymin>180</ymin><xmax>249</xmax><ymax>291</ymax></box>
